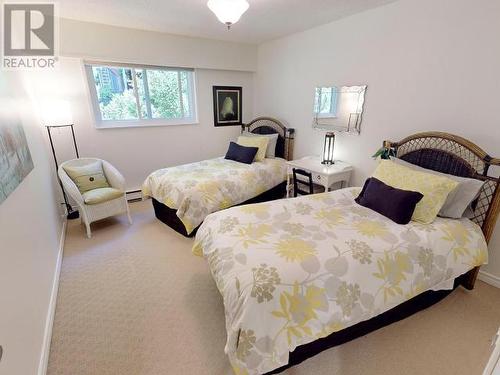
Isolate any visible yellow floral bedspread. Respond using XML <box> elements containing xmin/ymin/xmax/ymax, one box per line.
<box><xmin>193</xmin><ymin>188</ymin><xmax>488</xmax><ymax>374</ymax></box>
<box><xmin>142</xmin><ymin>157</ymin><xmax>287</xmax><ymax>234</ymax></box>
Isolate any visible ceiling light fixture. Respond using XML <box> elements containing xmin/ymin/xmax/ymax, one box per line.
<box><xmin>207</xmin><ymin>0</ymin><xmax>249</xmax><ymax>29</ymax></box>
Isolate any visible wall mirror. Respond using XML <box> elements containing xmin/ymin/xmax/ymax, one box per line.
<box><xmin>312</xmin><ymin>85</ymin><xmax>367</xmax><ymax>134</ymax></box>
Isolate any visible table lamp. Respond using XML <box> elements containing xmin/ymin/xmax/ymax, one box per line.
<box><xmin>322</xmin><ymin>132</ymin><xmax>335</xmax><ymax>165</ymax></box>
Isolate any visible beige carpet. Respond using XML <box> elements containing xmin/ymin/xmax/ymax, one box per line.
<box><xmin>48</xmin><ymin>200</ymin><xmax>500</xmax><ymax>375</ymax></box>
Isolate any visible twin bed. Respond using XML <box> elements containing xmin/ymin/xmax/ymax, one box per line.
<box><xmin>143</xmin><ymin>127</ymin><xmax>499</xmax><ymax>375</ymax></box>
<box><xmin>192</xmin><ymin>132</ymin><xmax>499</xmax><ymax>374</ymax></box>
<box><xmin>142</xmin><ymin>117</ymin><xmax>295</xmax><ymax>236</ymax></box>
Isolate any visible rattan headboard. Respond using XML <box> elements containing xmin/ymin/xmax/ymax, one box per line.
<box><xmin>383</xmin><ymin>132</ymin><xmax>500</xmax><ymax>243</ymax></box>
<box><xmin>242</xmin><ymin>117</ymin><xmax>295</xmax><ymax>161</ymax></box>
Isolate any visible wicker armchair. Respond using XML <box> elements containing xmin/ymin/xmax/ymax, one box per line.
<box><xmin>58</xmin><ymin>158</ymin><xmax>132</xmax><ymax>238</ymax></box>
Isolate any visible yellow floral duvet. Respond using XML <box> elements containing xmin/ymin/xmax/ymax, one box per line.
<box><xmin>193</xmin><ymin>188</ymin><xmax>488</xmax><ymax>375</ymax></box>
<box><xmin>142</xmin><ymin>157</ymin><xmax>287</xmax><ymax>234</ymax></box>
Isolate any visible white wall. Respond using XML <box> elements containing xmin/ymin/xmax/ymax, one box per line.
<box><xmin>7</xmin><ymin>3</ymin><xmax>499</xmax><ymax>373</ymax></box>
<box><xmin>30</xmin><ymin>58</ymin><xmax>254</xmax><ymax>189</ymax></box>
<box><xmin>27</xmin><ymin>20</ymin><xmax>257</xmax><ymax>190</ymax></box>
<box><xmin>254</xmin><ymin>0</ymin><xmax>500</xmax><ymax>278</ymax></box>
<box><xmin>0</xmin><ymin>18</ymin><xmax>256</xmax><ymax>375</ymax></box>
<box><xmin>0</xmin><ymin>72</ymin><xmax>64</xmax><ymax>375</ymax></box>
<box><xmin>60</xmin><ymin>18</ymin><xmax>257</xmax><ymax>72</ymax></box>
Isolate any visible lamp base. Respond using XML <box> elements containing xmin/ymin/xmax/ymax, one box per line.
<box><xmin>67</xmin><ymin>209</ymin><xmax>79</xmax><ymax>220</ymax></box>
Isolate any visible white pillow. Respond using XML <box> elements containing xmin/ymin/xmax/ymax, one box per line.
<box><xmin>242</xmin><ymin>131</ymin><xmax>279</xmax><ymax>158</ymax></box>
<box><xmin>391</xmin><ymin>157</ymin><xmax>484</xmax><ymax>219</ymax></box>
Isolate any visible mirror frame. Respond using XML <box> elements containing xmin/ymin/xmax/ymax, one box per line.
<box><xmin>313</xmin><ymin>85</ymin><xmax>367</xmax><ymax>135</ymax></box>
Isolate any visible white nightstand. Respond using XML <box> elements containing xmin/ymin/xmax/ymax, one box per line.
<box><xmin>286</xmin><ymin>156</ymin><xmax>353</xmax><ymax>198</ymax></box>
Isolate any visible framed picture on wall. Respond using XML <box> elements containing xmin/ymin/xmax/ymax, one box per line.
<box><xmin>0</xmin><ymin>121</ymin><xmax>34</xmax><ymax>205</ymax></box>
<box><xmin>213</xmin><ymin>86</ymin><xmax>242</xmax><ymax>127</ymax></box>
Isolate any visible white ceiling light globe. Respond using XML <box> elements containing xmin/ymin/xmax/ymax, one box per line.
<box><xmin>207</xmin><ymin>0</ymin><xmax>250</xmax><ymax>28</ymax></box>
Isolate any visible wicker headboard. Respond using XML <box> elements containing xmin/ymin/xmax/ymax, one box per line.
<box><xmin>383</xmin><ymin>132</ymin><xmax>500</xmax><ymax>243</ymax></box>
<box><xmin>242</xmin><ymin>117</ymin><xmax>295</xmax><ymax>161</ymax></box>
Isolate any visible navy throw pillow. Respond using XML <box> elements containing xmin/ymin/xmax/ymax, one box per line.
<box><xmin>355</xmin><ymin>177</ymin><xmax>424</xmax><ymax>224</ymax></box>
<box><xmin>225</xmin><ymin>142</ymin><xmax>258</xmax><ymax>164</ymax></box>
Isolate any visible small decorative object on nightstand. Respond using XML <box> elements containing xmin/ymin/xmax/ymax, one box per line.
<box><xmin>286</xmin><ymin>156</ymin><xmax>353</xmax><ymax>198</ymax></box>
<box><xmin>372</xmin><ymin>141</ymin><xmax>396</xmax><ymax>160</ymax></box>
<box><xmin>322</xmin><ymin>132</ymin><xmax>335</xmax><ymax>165</ymax></box>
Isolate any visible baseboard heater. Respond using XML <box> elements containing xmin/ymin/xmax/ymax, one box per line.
<box><xmin>126</xmin><ymin>189</ymin><xmax>143</xmax><ymax>203</ymax></box>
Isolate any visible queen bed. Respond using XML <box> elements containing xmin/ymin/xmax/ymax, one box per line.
<box><xmin>192</xmin><ymin>132</ymin><xmax>500</xmax><ymax>375</ymax></box>
<box><xmin>142</xmin><ymin>117</ymin><xmax>295</xmax><ymax>237</ymax></box>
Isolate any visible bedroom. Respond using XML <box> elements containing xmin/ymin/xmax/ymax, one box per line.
<box><xmin>0</xmin><ymin>0</ymin><xmax>499</xmax><ymax>374</ymax></box>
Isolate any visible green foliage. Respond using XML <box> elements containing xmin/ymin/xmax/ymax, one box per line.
<box><xmin>100</xmin><ymin>90</ymin><xmax>138</xmax><ymax>120</ymax></box>
<box><xmin>98</xmin><ymin>86</ymin><xmax>113</xmax><ymax>106</ymax></box>
<box><xmin>147</xmin><ymin>70</ymin><xmax>182</xmax><ymax>118</ymax></box>
<box><xmin>372</xmin><ymin>147</ymin><xmax>396</xmax><ymax>160</ymax></box>
<box><xmin>97</xmin><ymin>69</ymin><xmax>189</xmax><ymax>121</ymax></box>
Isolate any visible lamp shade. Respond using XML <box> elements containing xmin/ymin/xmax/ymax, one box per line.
<box><xmin>207</xmin><ymin>0</ymin><xmax>249</xmax><ymax>28</ymax></box>
<box><xmin>322</xmin><ymin>132</ymin><xmax>335</xmax><ymax>165</ymax></box>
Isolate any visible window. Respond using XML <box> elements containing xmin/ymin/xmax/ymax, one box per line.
<box><xmin>313</xmin><ymin>86</ymin><xmax>338</xmax><ymax>118</ymax></box>
<box><xmin>85</xmin><ymin>62</ymin><xmax>197</xmax><ymax>128</ymax></box>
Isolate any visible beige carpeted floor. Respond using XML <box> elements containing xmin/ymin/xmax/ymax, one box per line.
<box><xmin>47</xmin><ymin>200</ymin><xmax>500</xmax><ymax>375</ymax></box>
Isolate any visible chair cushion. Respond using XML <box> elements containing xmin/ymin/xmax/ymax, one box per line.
<box><xmin>82</xmin><ymin>187</ymin><xmax>124</xmax><ymax>205</ymax></box>
<box><xmin>63</xmin><ymin>161</ymin><xmax>110</xmax><ymax>193</ymax></box>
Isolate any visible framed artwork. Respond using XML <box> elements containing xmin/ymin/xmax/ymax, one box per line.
<box><xmin>213</xmin><ymin>86</ymin><xmax>242</xmax><ymax>127</ymax></box>
<box><xmin>0</xmin><ymin>121</ymin><xmax>34</xmax><ymax>204</ymax></box>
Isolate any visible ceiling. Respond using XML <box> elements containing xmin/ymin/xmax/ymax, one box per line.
<box><xmin>58</xmin><ymin>0</ymin><xmax>398</xmax><ymax>44</ymax></box>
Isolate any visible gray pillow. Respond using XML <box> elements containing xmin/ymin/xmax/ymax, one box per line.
<box><xmin>242</xmin><ymin>131</ymin><xmax>279</xmax><ymax>158</ymax></box>
<box><xmin>391</xmin><ymin>157</ymin><xmax>484</xmax><ymax>219</ymax></box>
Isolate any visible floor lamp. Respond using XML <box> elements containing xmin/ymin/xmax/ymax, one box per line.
<box><xmin>46</xmin><ymin>124</ymin><xmax>80</xmax><ymax>220</ymax></box>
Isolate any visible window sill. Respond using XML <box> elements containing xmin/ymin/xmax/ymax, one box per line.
<box><xmin>95</xmin><ymin>119</ymin><xmax>199</xmax><ymax>129</ymax></box>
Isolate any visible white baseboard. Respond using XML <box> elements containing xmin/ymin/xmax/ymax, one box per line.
<box><xmin>38</xmin><ymin>220</ymin><xmax>67</xmax><ymax>375</ymax></box>
<box><xmin>479</xmin><ymin>270</ymin><xmax>500</xmax><ymax>289</ymax></box>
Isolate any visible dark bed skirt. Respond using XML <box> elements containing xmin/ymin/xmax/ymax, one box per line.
<box><xmin>265</xmin><ymin>270</ymin><xmax>473</xmax><ymax>374</ymax></box>
<box><xmin>151</xmin><ymin>181</ymin><xmax>287</xmax><ymax>237</ymax></box>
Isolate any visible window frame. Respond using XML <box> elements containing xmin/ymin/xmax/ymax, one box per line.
<box><xmin>84</xmin><ymin>61</ymin><xmax>198</xmax><ymax>129</ymax></box>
